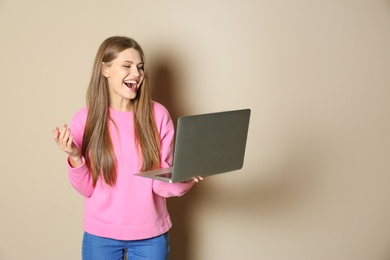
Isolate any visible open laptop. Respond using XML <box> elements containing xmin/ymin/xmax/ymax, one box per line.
<box><xmin>134</xmin><ymin>108</ymin><xmax>251</xmax><ymax>183</ymax></box>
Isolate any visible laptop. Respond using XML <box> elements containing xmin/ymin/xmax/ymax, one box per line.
<box><xmin>134</xmin><ymin>108</ymin><xmax>251</xmax><ymax>183</ymax></box>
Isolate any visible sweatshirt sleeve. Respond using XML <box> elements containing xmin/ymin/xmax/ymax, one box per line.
<box><xmin>67</xmin><ymin>108</ymin><xmax>95</xmax><ymax>198</ymax></box>
<box><xmin>152</xmin><ymin>103</ymin><xmax>194</xmax><ymax>198</ymax></box>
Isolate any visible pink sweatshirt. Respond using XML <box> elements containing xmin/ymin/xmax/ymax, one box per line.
<box><xmin>67</xmin><ymin>101</ymin><xmax>194</xmax><ymax>240</ymax></box>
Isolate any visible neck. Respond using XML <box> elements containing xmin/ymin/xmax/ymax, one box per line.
<box><xmin>109</xmin><ymin>99</ymin><xmax>132</xmax><ymax>112</ymax></box>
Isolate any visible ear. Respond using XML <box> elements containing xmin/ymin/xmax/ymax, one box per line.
<box><xmin>102</xmin><ymin>62</ymin><xmax>110</xmax><ymax>78</ymax></box>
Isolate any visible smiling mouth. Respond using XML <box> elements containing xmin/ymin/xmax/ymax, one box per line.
<box><xmin>124</xmin><ymin>80</ymin><xmax>138</xmax><ymax>89</ymax></box>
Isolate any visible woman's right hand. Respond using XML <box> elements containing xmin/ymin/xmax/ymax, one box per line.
<box><xmin>53</xmin><ymin>124</ymin><xmax>82</xmax><ymax>167</ymax></box>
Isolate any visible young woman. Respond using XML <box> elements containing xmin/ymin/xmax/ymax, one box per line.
<box><xmin>52</xmin><ymin>36</ymin><xmax>202</xmax><ymax>260</ymax></box>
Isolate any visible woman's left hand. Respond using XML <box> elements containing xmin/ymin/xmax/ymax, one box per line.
<box><xmin>181</xmin><ymin>176</ymin><xmax>204</xmax><ymax>183</ymax></box>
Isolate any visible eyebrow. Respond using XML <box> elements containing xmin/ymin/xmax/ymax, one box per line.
<box><xmin>122</xmin><ymin>60</ymin><xmax>144</xmax><ymax>65</ymax></box>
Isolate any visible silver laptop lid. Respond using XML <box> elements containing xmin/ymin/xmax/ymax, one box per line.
<box><xmin>170</xmin><ymin>109</ymin><xmax>251</xmax><ymax>182</ymax></box>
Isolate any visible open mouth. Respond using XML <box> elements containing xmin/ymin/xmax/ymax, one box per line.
<box><xmin>124</xmin><ymin>80</ymin><xmax>138</xmax><ymax>89</ymax></box>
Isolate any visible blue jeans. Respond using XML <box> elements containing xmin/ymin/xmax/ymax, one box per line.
<box><xmin>82</xmin><ymin>232</ymin><xmax>170</xmax><ymax>260</ymax></box>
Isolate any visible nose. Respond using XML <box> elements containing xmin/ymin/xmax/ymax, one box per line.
<box><xmin>131</xmin><ymin>66</ymin><xmax>140</xmax><ymax>77</ymax></box>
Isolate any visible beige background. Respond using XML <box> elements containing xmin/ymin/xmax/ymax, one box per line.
<box><xmin>1</xmin><ymin>0</ymin><xmax>390</xmax><ymax>259</ymax></box>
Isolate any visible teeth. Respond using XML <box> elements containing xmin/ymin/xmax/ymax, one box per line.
<box><xmin>124</xmin><ymin>80</ymin><xmax>138</xmax><ymax>88</ymax></box>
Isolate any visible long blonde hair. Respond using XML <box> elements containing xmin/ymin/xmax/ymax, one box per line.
<box><xmin>82</xmin><ymin>36</ymin><xmax>160</xmax><ymax>187</ymax></box>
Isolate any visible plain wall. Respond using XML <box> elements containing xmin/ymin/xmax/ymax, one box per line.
<box><xmin>1</xmin><ymin>0</ymin><xmax>390</xmax><ymax>259</ymax></box>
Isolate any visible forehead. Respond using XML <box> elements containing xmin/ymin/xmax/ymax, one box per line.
<box><xmin>115</xmin><ymin>48</ymin><xmax>143</xmax><ymax>63</ymax></box>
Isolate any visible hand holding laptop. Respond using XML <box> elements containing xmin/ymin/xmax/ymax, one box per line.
<box><xmin>181</xmin><ymin>176</ymin><xmax>204</xmax><ymax>183</ymax></box>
